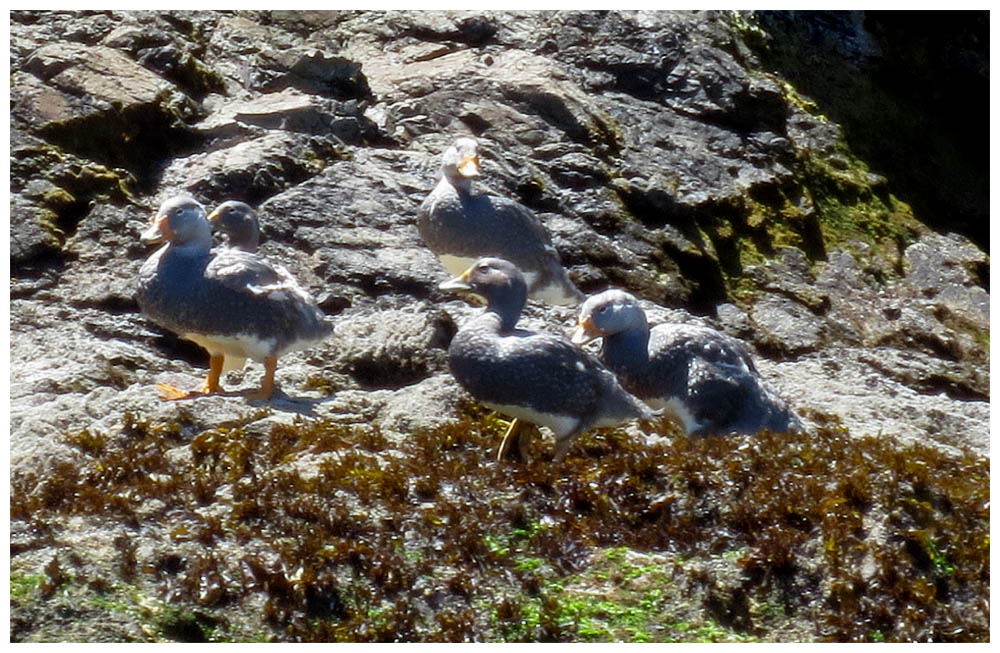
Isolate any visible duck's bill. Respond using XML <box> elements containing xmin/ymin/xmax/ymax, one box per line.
<box><xmin>457</xmin><ymin>154</ymin><xmax>480</xmax><ymax>178</ymax></box>
<box><xmin>140</xmin><ymin>213</ymin><xmax>171</xmax><ymax>245</ymax></box>
<box><xmin>439</xmin><ymin>277</ymin><xmax>472</xmax><ymax>292</ymax></box>
<box><xmin>439</xmin><ymin>261</ymin><xmax>477</xmax><ymax>292</ymax></box>
<box><xmin>439</xmin><ymin>271</ymin><xmax>487</xmax><ymax>305</ymax></box>
<box><xmin>570</xmin><ymin>317</ymin><xmax>600</xmax><ymax>345</ymax></box>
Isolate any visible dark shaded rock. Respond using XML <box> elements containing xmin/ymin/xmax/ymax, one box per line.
<box><xmin>14</xmin><ymin>42</ymin><xmax>201</xmax><ymax>185</ymax></box>
<box><xmin>136</xmin><ymin>44</ymin><xmax>227</xmax><ymax>101</ymax></box>
<box><xmin>55</xmin><ymin>202</ymin><xmax>152</xmax><ymax>309</ymax></box>
<box><xmin>157</xmin><ymin>131</ymin><xmax>346</xmax><ymax>206</ymax></box>
<box><xmin>253</xmin><ymin>48</ymin><xmax>372</xmax><ymax>100</ymax></box>
<box><xmin>10</xmin><ymin>194</ymin><xmax>63</xmax><ymax>265</ymax></box>
<box><xmin>754</xmin><ymin>10</ymin><xmax>989</xmax><ymax>251</ymax></box>
<box><xmin>9</xmin><ymin>129</ymin><xmax>139</xmax><ymax>281</ymax></box>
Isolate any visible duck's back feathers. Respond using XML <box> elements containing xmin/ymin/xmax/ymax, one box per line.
<box><xmin>633</xmin><ymin>323</ymin><xmax>801</xmax><ymax>435</ymax></box>
<box><xmin>419</xmin><ymin>190</ymin><xmax>555</xmax><ymax>261</ymax></box>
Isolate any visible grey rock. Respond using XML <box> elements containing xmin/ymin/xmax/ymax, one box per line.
<box><xmin>157</xmin><ymin>130</ymin><xmax>338</xmax><ymax>202</ymax></box>
<box><xmin>760</xmin><ymin>348</ymin><xmax>989</xmax><ymax>457</ymax></box>
<box><xmin>10</xmin><ymin>8</ymin><xmax>989</xmax><ymax>461</ymax></box>
<box><xmin>744</xmin><ymin>247</ymin><xmax>829</xmax><ymax>313</ymax></box>
<box><xmin>749</xmin><ymin>294</ymin><xmax>825</xmax><ymax>357</ymax></box>
<box><xmin>9</xmin><ymin>8</ymin><xmax>988</xmax><ymax>450</ymax></box>
<box><xmin>254</xmin><ymin>47</ymin><xmax>371</xmax><ymax>100</ymax></box>
<box><xmin>21</xmin><ymin>43</ymin><xmax>173</xmax><ymax>121</ymax></box>
<box><xmin>374</xmin><ymin>374</ymin><xmax>466</xmax><ymax>441</ymax></box>
<box><xmin>903</xmin><ymin>231</ymin><xmax>989</xmax><ymax>324</ymax></box>
<box><xmin>327</xmin><ymin>304</ymin><xmax>455</xmax><ymax>390</ymax></box>
<box><xmin>194</xmin><ymin>89</ymin><xmax>360</xmax><ymax>140</ymax></box>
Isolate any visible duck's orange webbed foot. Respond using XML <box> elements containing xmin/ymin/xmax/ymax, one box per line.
<box><xmin>156</xmin><ymin>383</ymin><xmax>193</xmax><ymax>401</ymax></box>
<box><xmin>155</xmin><ymin>382</ymin><xmax>226</xmax><ymax>401</ymax></box>
<box><xmin>155</xmin><ymin>355</ymin><xmax>226</xmax><ymax>401</ymax></box>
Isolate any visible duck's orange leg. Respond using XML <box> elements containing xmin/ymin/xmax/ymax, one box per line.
<box><xmin>243</xmin><ymin>355</ymin><xmax>277</xmax><ymax>401</ymax></box>
<box><xmin>201</xmin><ymin>355</ymin><xmax>226</xmax><ymax>393</ymax></box>
<box><xmin>495</xmin><ymin>418</ymin><xmax>522</xmax><ymax>463</ymax></box>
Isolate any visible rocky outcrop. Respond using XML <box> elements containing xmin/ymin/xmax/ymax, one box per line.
<box><xmin>9</xmin><ymin>10</ymin><xmax>988</xmax><ymax>643</ymax></box>
<box><xmin>755</xmin><ymin>11</ymin><xmax>989</xmax><ymax>251</ymax></box>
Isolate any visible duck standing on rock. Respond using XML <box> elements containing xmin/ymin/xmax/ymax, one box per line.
<box><xmin>440</xmin><ymin>257</ymin><xmax>655</xmax><ymax>462</ymax></box>
<box><xmin>208</xmin><ymin>200</ymin><xmax>260</xmax><ymax>252</ymax></box>
<box><xmin>419</xmin><ymin>137</ymin><xmax>584</xmax><ymax>305</ymax></box>
<box><xmin>571</xmin><ymin>289</ymin><xmax>804</xmax><ymax>436</ymax></box>
<box><xmin>136</xmin><ymin>195</ymin><xmax>333</xmax><ymax>400</ymax></box>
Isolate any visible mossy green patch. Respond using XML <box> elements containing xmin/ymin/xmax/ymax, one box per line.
<box><xmin>9</xmin><ymin>565</ymin><xmax>253</xmax><ymax>642</ymax></box>
<box><xmin>799</xmin><ymin>153</ymin><xmax>922</xmax><ymax>252</ymax></box>
<box><xmin>12</xmin><ymin>141</ymin><xmax>140</xmax><ymax>249</ymax></box>
<box><xmin>489</xmin><ymin>548</ymin><xmax>754</xmax><ymax>643</ymax></box>
<box><xmin>10</xmin><ymin>573</ymin><xmax>46</xmax><ymax>601</ymax></box>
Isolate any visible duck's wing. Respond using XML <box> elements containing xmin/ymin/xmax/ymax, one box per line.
<box><xmin>484</xmin><ymin>197</ymin><xmax>582</xmax><ymax>303</ymax></box>
<box><xmin>206</xmin><ymin>249</ymin><xmax>314</xmax><ymax>304</ymax></box>
<box><xmin>646</xmin><ymin>324</ymin><xmax>755</xmax><ymax>379</ymax></box>
<box><xmin>648</xmin><ymin>324</ymin><xmax>799</xmax><ymax>434</ymax></box>
<box><xmin>495</xmin><ymin>330</ymin><xmax>618</xmax><ymax>413</ymax></box>
<box><xmin>483</xmin><ymin>195</ymin><xmax>559</xmax><ymax>255</ymax></box>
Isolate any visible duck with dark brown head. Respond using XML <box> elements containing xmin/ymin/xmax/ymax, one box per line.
<box><xmin>440</xmin><ymin>257</ymin><xmax>654</xmax><ymax>462</ymax></box>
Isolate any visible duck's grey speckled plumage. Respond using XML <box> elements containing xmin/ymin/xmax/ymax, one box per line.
<box><xmin>573</xmin><ymin>289</ymin><xmax>803</xmax><ymax>436</ymax></box>
<box><xmin>419</xmin><ymin>137</ymin><xmax>583</xmax><ymax>305</ymax></box>
<box><xmin>136</xmin><ymin>196</ymin><xmax>331</xmax><ymax>397</ymax></box>
<box><xmin>442</xmin><ymin>258</ymin><xmax>653</xmax><ymax>461</ymax></box>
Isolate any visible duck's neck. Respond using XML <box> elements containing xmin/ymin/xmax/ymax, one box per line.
<box><xmin>168</xmin><ymin>231</ymin><xmax>213</xmax><ymax>258</ymax></box>
<box><xmin>232</xmin><ymin>227</ymin><xmax>259</xmax><ymax>252</ymax></box>
<box><xmin>486</xmin><ymin>285</ymin><xmax>527</xmax><ymax>333</ymax></box>
<box><xmin>602</xmin><ymin>325</ymin><xmax>651</xmax><ymax>373</ymax></box>
<box><xmin>442</xmin><ymin>171</ymin><xmax>473</xmax><ymax>196</ymax></box>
